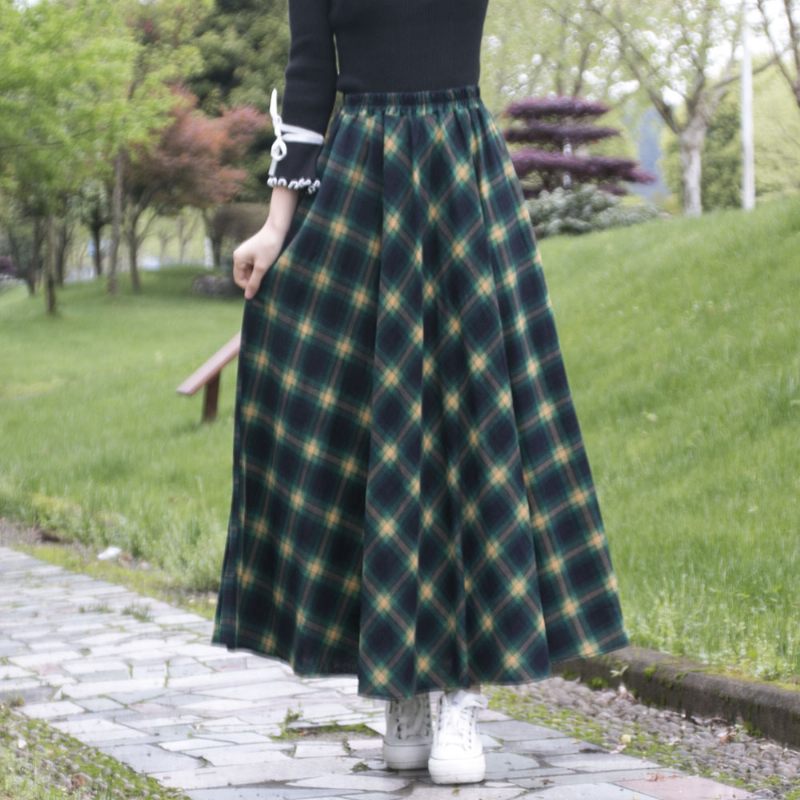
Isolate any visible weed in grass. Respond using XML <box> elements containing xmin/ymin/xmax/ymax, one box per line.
<box><xmin>742</xmin><ymin>720</ymin><xmax>764</xmax><ymax>738</ymax></box>
<box><xmin>271</xmin><ymin>706</ymin><xmax>376</xmax><ymax>742</ymax></box>
<box><xmin>643</xmin><ymin>664</ymin><xmax>658</xmax><ymax>680</ymax></box>
<box><xmin>121</xmin><ymin>603</ymin><xmax>153</xmax><ymax>623</ymax></box>
<box><xmin>79</xmin><ymin>603</ymin><xmax>112</xmax><ymax>614</ymax></box>
<box><xmin>272</xmin><ymin>706</ymin><xmax>303</xmax><ymax>740</ymax></box>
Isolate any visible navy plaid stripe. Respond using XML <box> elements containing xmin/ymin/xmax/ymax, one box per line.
<box><xmin>212</xmin><ymin>83</ymin><xmax>630</xmax><ymax>699</ymax></box>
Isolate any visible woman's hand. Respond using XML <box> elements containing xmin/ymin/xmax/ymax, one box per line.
<box><xmin>232</xmin><ymin>224</ymin><xmax>285</xmax><ymax>300</ymax></box>
<box><xmin>232</xmin><ymin>186</ymin><xmax>301</xmax><ymax>300</ymax></box>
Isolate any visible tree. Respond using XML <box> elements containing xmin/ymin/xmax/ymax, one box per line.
<box><xmin>105</xmin><ymin>0</ymin><xmax>211</xmax><ymax>295</ymax></box>
<box><xmin>482</xmin><ymin>0</ymin><xmax>634</xmax><ymax>114</ymax></box>
<box><xmin>504</xmin><ymin>95</ymin><xmax>656</xmax><ymax>197</ymax></box>
<box><xmin>662</xmin><ymin>92</ymin><xmax>743</xmax><ymax>210</ymax></box>
<box><xmin>124</xmin><ymin>88</ymin><xmax>267</xmax><ymax>273</ymax></box>
<box><xmin>662</xmin><ymin>57</ymin><xmax>800</xmax><ymax>202</ymax></box>
<box><xmin>0</xmin><ymin>0</ymin><xmax>140</xmax><ymax>312</ymax></box>
<box><xmin>0</xmin><ymin>195</ymin><xmax>42</xmax><ymax>295</ymax></box>
<box><xmin>190</xmin><ymin>0</ymin><xmax>289</xmax><ymax>113</ymax></box>
<box><xmin>77</xmin><ymin>181</ymin><xmax>112</xmax><ymax>277</ymax></box>
<box><xmin>755</xmin><ymin>0</ymin><xmax>800</xmax><ymax>109</ymax></box>
<box><xmin>585</xmin><ymin>0</ymin><xmax>776</xmax><ymax>216</ymax></box>
<box><xmin>188</xmin><ymin>0</ymin><xmax>289</xmax><ymax>200</ymax></box>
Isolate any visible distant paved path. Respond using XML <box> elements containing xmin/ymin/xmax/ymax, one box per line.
<box><xmin>0</xmin><ymin>546</ymin><xmax>755</xmax><ymax>799</ymax></box>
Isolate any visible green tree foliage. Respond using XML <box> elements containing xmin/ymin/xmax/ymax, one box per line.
<box><xmin>190</xmin><ymin>0</ymin><xmax>290</xmax><ymax>113</ymax></box>
<box><xmin>0</xmin><ymin>0</ymin><xmax>144</xmax><ymax>309</ymax></box>
<box><xmin>699</xmin><ymin>99</ymin><xmax>742</xmax><ymax>211</ymax></box>
<box><xmin>0</xmin><ymin>0</ymin><xmax>137</xmax><ymax>203</ymax></box>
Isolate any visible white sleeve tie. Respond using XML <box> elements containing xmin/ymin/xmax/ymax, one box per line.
<box><xmin>269</xmin><ymin>88</ymin><xmax>325</xmax><ymax>162</ymax></box>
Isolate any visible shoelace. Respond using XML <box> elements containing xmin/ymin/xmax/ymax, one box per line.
<box><xmin>436</xmin><ymin>692</ymin><xmax>488</xmax><ymax>746</ymax></box>
<box><xmin>268</xmin><ymin>88</ymin><xmax>325</xmax><ymax>163</ymax></box>
<box><xmin>390</xmin><ymin>695</ymin><xmax>431</xmax><ymax>739</ymax></box>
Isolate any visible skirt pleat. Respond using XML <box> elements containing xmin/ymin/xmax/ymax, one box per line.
<box><xmin>212</xmin><ymin>84</ymin><xmax>630</xmax><ymax>700</ymax></box>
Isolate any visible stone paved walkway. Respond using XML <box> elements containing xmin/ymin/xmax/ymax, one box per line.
<box><xmin>0</xmin><ymin>546</ymin><xmax>756</xmax><ymax>799</ymax></box>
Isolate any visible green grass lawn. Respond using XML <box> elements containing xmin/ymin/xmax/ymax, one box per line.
<box><xmin>2</xmin><ymin>195</ymin><xmax>799</xmax><ymax>686</ymax></box>
<box><xmin>1</xmin><ymin>268</ymin><xmax>242</xmax><ymax>591</ymax></box>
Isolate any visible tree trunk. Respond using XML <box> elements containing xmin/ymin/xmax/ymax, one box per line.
<box><xmin>91</xmin><ymin>224</ymin><xmax>103</xmax><ymax>277</ymax></box>
<box><xmin>45</xmin><ymin>214</ymin><xmax>57</xmax><ymax>315</ymax></box>
<box><xmin>158</xmin><ymin>231</ymin><xmax>171</xmax><ymax>267</ymax></box>
<box><xmin>126</xmin><ymin>214</ymin><xmax>141</xmax><ymax>293</ymax></box>
<box><xmin>55</xmin><ymin>217</ymin><xmax>71</xmax><ymax>287</ymax></box>
<box><xmin>30</xmin><ymin>218</ymin><xmax>44</xmax><ymax>295</ymax></box>
<box><xmin>212</xmin><ymin>235</ymin><xmax>223</xmax><ymax>270</ymax></box>
<box><xmin>108</xmin><ymin>151</ymin><xmax>124</xmax><ymax>295</ymax></box>
<box><xmin>201</xmin><ymin>209</ymin><xmax>224</xmax><ymax>269</ymax></box>
<box><xmin>679</xmin><ymin>119</ymin><xmax>706</xmax><ymax>217</ymax></box>
<box><xmin>176</xmin><ymin>212</ymin><xmax>197</xmax><ymax>264</ymax></box>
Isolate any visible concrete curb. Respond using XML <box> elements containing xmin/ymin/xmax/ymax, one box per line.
<box><xmin>552</xmin><ymin>645</ymin><xmax>800</xmax><ymax>748</ymax></box>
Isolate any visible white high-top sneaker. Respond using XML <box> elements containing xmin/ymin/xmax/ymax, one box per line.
<box><xmin>428</xmin><ymin>689</ymin><xmax>488</xmax><ymax>784</ymax></box>
<box><xmin>382</xmin><ymin>693</ymin><xmax>433</xmax><ymax>769</ymax></box>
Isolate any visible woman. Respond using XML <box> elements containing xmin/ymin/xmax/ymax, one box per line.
<box><xmin>211</xmin><ymin>0</ymin><xmax>630</xmax><ymax>786</ymax></box>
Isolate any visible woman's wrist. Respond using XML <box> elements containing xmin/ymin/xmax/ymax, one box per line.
<box><xmin>262</xmin><ymin>217</ymin><xmax>289</xmax><ymax>238</ymax></box>
<box><xmin>263</xmin><ymin>185</ymin><xmax>301</xmax><ymax>237</ymax></box>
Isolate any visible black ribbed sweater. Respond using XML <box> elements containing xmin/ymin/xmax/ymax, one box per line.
<box><xmin>267</xmin><ymin>0</ymin><xmax>490</xmax><ymax>192</ymax></box>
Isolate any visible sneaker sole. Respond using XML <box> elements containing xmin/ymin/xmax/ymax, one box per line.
<box><xmin>382</xmin><ymin>741</ymin><xmax>431</xmax><ymax>770</ymax></box>
<box><xmin>428</xmin><ymin>753</ymin><xmax>486</xmax><ymax>784</ymax></box>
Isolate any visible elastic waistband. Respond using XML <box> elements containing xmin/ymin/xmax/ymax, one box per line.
<box><xmin>342</xmin><ymin>84</ymin><xmax>481</xmax><ymax>114</ymax></box>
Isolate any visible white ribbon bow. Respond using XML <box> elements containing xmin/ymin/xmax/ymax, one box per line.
<box><xmin>269</xmin><ymin>88</ymin><xmax>325</xmax><ymax>162</ymax></box>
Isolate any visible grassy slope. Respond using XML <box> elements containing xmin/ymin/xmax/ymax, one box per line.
<box><xmin>542</xmin><ymin>195</ymin><xmax>800</xmax><ymax>681</ymax></box>
<box><xmin>1</xmin><ymin>195</ymin><xmax>799</xmax><ymax>683</ymax></box>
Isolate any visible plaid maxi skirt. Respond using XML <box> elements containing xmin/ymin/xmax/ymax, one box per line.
<box><xmin>211</xmin><ymin>84</ymin><xmax>630</xmax><ymax>700</ymax></box>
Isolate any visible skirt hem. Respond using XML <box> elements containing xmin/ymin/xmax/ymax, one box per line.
<box><xmin>209</xmin><ymin>629</ymin><xmax>632</xmax><ymax>701</ymax></box>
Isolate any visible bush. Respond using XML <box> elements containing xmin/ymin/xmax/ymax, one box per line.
<box><xmin>0</xmin><ymin>255</ymin><xmax>17</xmax><ymax>277</ymax></box>
<box><xmin>526</xmin><ymin>184</ymin><xmax>663</xmax><ymax>239</ymax></box>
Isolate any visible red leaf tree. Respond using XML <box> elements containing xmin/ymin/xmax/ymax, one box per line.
<box><xmin>125</xmin><ymin>87</ymin><xmax>267</xmax><ymax>275</ymax></box>
<box><xmin>502</xmin><ymin>96</ymin><xmax>656</xmax><ymax>198</ymax></box>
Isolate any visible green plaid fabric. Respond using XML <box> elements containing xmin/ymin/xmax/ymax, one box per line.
<box><xmin>212</xmin><ymin>84</ymin><xmax>630</xmax><ymax>700</ymax></box>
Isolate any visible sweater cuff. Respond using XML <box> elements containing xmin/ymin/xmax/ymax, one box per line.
<box><xmin>267</xmin><ymin>140</ymin><xmax>323</xmax><ymax>194</ymax></box>
<box><xmin>267</xmin><ymin>87</ymin><xmax>325</xmax><ymax>195</ymax></box>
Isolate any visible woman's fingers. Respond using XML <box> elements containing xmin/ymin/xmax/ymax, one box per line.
<box><xmin>233</xmin><ymin>230</ymin><xmax>282</xmax><ymax>298</ymax></box>
<box><xmin>232</xmin><ymin>247</ymin><xmax>251</xmax><ymax>290</ymax></box>
<box><xmin>233</xmin><ymin>265</ymin><xmax>249</xmax><ymax>290</ymax></box>
<box><xmin>244</xmin><ymin>256</ymin><xmax>269</xmax><ymax>300</ymax></box>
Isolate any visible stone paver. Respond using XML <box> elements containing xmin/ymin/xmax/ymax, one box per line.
<box><xmin>0</xmin><ymin>547</ymin><xmax>756</xmax><ymax>799</ymax></box>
